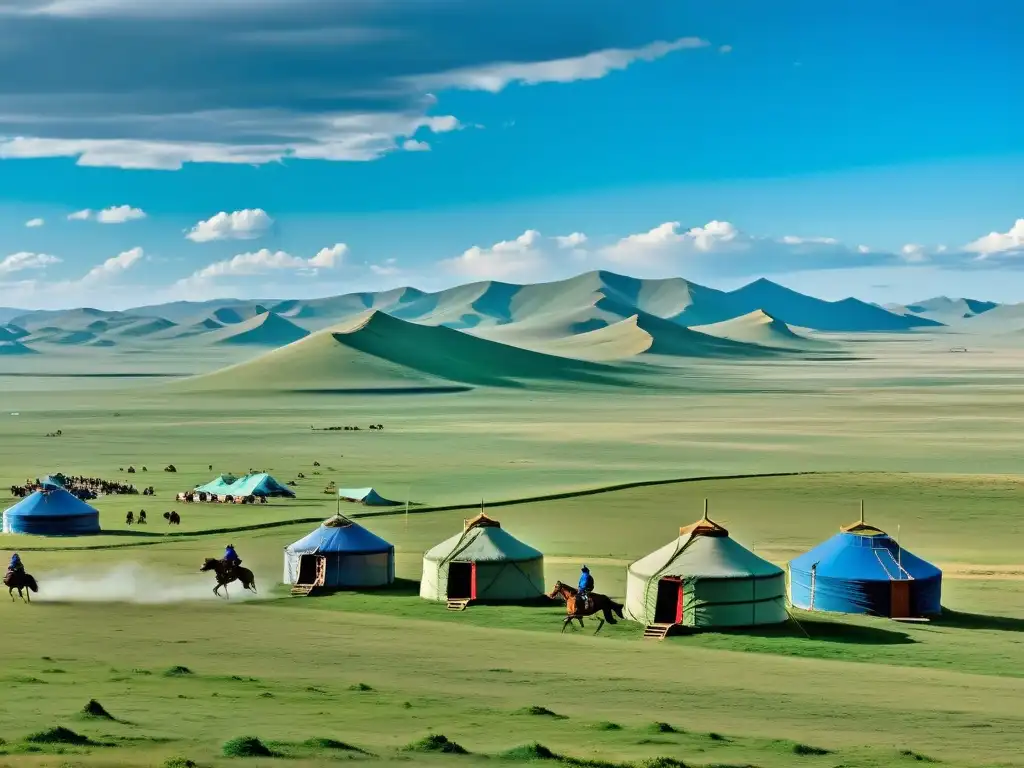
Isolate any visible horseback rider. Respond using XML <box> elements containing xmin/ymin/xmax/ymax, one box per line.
<box><xmin>223</xmin><ymin>544</ymin><xmax>242</xmax><ymax>572</ymax></box>
<box><xmin>577</xmin><ymin>565</ymin><xmax>594</xmax><ymax>611</ymax></box>
<box><xmin>8</xmin><ymin>552</ymin><xmax>25</xmax><ymax>577</ymax></box>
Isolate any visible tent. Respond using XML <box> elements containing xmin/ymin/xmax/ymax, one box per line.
<box><xmin>195</xmin><ymin>473</ymin><xmax>294</xmax><ymax>498</ymax></box>
<box><xmin>338</xmin><ymin>487</ymin><xmax>400</xmax><ymax>507</ymax></box>
<box><xmin>625</xmin><ymin>510</ymin><xmax>787</xmax><ymax>628</ymax></box>
<box><xmin>420</xmin><ymin>513</ymin><xmax>545</xmax><ymax>603</ymax></box>
<box><xmin>788</xmin><ymin>513</ymin><xmax>942</xmax><ymax>618</ymax></box>
<box><xmin>3</xmin><ymin>488</ymin><xmax>101</xmax><ymax>536</ymax></box>
<box><xmin>284</xmin><ymin>514</ymin><xmax>394</xmax><ymax>589</ymax></box>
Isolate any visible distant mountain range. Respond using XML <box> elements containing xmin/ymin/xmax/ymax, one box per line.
<box><xmin>1</xmin><ymin>272</ymin><xmax>1015</xmax><ymax>363</ymax></box>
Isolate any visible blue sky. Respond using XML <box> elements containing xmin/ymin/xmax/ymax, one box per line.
<box><xmin>1</xmin><ymin>0</ymin><xmax>1023</xmax><ymax>309</ymax></box>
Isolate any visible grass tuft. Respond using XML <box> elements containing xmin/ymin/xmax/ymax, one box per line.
<box><xmin>648</xmin><ymin>722</ymin><xmax>680</xmax><ymax>734</ymax></box>
<box><xmin>349</xmin><ymin>682</ymin><xmax>373</xmax><ymax>691</ymax></box>
<box><xmin>593</xmin><ymin>722</ymin><xmax>622</xmax><ymax>731</ymax></box>
<box><xmin>707</xmin><ymin>732</ymin><xmax>728</xmax><ymax>742</ymax></box>
<box><xmin>163</xmin><ymin>666</ymin><xmax>193</xmax><ymax>677</ymax></box>
<box><xmin>899</xmin><ymin>749</ymin><xmax>937</xmax><ymax>762</ymax></box>
<box><xmin>303</xmin><ymin>737</ymin><xmax>364</xmax><ymax>753</ymax></box>
<box><xmin>792</xmin><ymin>743</ymin><xmax>831</xmax><ymax>756</ymax></box>
<box><xmin>163</xmin><ymin>757</ymin><xmax>198</xmax><ymax>768</ymax></box>
<box><xmin>404</xmin><ymin>734</ymin><xmax>468</xmax><ymax>754</ymax></box>
<box><xmin>221</xmin><ymin>736</ymin><xmax>274</xmax><ymax>757</ymax></box>
<box><xmin>518</xmin><ymin>705</ymin><xmax>567</xmax><ymax>719</ymax></box>
<box><xmin>25</xmin><ymin>727</ymin><xmax>93</xmax><ymax>746</ymax></box>
<box><xmin>637</xmin><ymin>759</ymin><xmax>689</xmax><ymax>768</ymax></box>
<box><xmin>500</xmin><ymin>743</ymin><xmax>558</xmax><ymax>761</ymax></box>
<box><xmin>80</xmin><ymin>699</ymin><xmax>115</xmax><ymax>721</ymax></box>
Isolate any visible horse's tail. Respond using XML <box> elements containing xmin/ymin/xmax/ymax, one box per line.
<box><xmin>26</xmin><ymin>575</ymin><xmax>38</xmax><ymax>593</ymax></box>
<box><xmin>601</xmin><ymin>603</ymin><xmax>618</xmax><ymax>625</ymax></box>
<box><xmin>613</xmin><ymin>601</ymin><xmax>624</xmax><ymax>619</ymax></box>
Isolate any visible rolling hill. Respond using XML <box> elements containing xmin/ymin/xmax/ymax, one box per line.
<box><xmin>691</xmin><ymin>310</ymin><xmax>833</xmax><ymax>350</ymax></box>
<box><xmin>207</xmin><ymin>311</ymin><xmax>310</xmax><ymax>346</ymax></box>
<box><xmin>886</xmin><ymin>296</ymin><xmax>999</xmax><ymax>325</ymax></box>
<box><xmin>0</xmin><ymin>340</ymin><xmax>37</xmax><ymax>355</ymax></box>
<box><xmin>177</xmin><ymin>310</ymin><xmax>640</xmax><ymax>393</ymax></box>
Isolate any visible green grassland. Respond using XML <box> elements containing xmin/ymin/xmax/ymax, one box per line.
<box><xmin>1</xmin><ymin>335</ymin><xmax>1024</xmax><ymax>767</ymax></box>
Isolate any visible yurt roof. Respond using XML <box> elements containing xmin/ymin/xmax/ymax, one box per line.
<box><xmin>285</xmin><ymin>514</ymin><xmax>393</xmax><ymax>555</ymax></box>
<box><xmin>3</xmin><ymin>488</ymin><xmax>99</xmax><ymax>519</ymax></box>
<box><xmin>789</xmin><ymin>522</ymin><xmax>941</xmax><ymax>582</ymax></box>
<box><xmin>424</xmin><ymin>515</ymin><xmax>542</xmax><ymax>563</ymax></box>
<box><xmin>629</xmin><ymin>514</ymin><xmax>781</xmax><ymax>580</ymax></box>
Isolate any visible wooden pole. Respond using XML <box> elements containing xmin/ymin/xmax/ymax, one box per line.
<box><xmin>859</xmin><ymin>499</ymin><xmax>864</xmax><ymax>524</ymax></box>
<box><xmin>703</xmin><ymin>498</ymin><xmax>708</xmax><ymax>520</ymax></box>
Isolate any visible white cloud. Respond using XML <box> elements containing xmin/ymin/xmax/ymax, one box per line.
<box><xmin>442</xmin><ymin>229</ymin><xmax>579</xmax><ymax>282</ymax></box>
<box><xmin>309</xmin><ymin>243</ymin><xmax>347</xmax><ymax>268</ymax></box>
<box><xmin>402</xmin><ymin>139</ymin><xmax>431</xmax><ymax>152</ymax></box>
<box><xmin>719</xmin><ymin>44</ymin><xmax>733</xmax><ymax>54</ymax></box>
<box><xmin>81</xmin><ymin>246</ymin><xmax>145</xmax><ymax>281</ymax></box>
<box><xmin>555</xmin><ymin>232</ymin><xmax>588</xmax><ymax>249</ymax></box>
<box><xmin>96</xmin><ymin>205</ymin><xmax>146</xmax><ymax>223</ymax></box>
<box><xmin>180</xmin><ymin>243</ymin><xmax>347</xmax><ymax>286</ymax></box>
<box><xmin>0</xmin><ymin>251</ymin><xmax>62</xmax><ymax>275</ymax></box>
<box><xmin>65</xmin><ymin>205</ymin><xmax>146</xmax><ymax>223</ymax></box>
<box><xmin>411</xmin><ymin>37</ymin><xmax>709</xmax><ymax>93</ymax></box>
<box><xmin>900</xmin><ymin>244</ymin><xmax>929</xmax><ymax>263</ymax></box>
<box><xmin>186</xmin><ymin>209</ymin><xmax>273</xmax><ymax>242</ymax></box>
<box><xmin>964</xmin><ymin>218</ymin><xmax>1024</xmax><ymax>257</ymax></box>
<box><xmin>370</xmin><ymin>258</ymin><xmax>401</xmax><ymax>276</ymax></box>
<box><xmin>24</xmin><ymin>218</ymin><xmax>45</xmax><ymax>228</ymax></box>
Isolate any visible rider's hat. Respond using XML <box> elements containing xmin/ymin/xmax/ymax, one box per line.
<box><xmin>581</xmin><ymin>564</ymin><xmax>589</xmax><ymax>571</ymax></box>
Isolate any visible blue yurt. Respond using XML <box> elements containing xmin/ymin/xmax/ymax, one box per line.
<box><xmin>3</xmin><ymin>488</ymin><xmax>101</xmax><ymax>536</ymax></box>
<box><xmin>788</xmin><ymin>509</ymin><xmax>941</xmax><ymax>619</ymax></box>
<box><xmin>283</xmin><ymin>514</ymin><xmax>394</xmax><ymax>591</ymax></box>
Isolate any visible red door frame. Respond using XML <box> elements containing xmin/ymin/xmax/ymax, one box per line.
<box><xmin>470</xmin><ymin>562</ymin><xmax>477</xmax><ymax>600</ymax></box>
<box><xmin>659</xmin><ymin>576</ymin><xmax>684</xmax><ymax>624</ymax></box>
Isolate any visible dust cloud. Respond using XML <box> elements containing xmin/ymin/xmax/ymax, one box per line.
<box><xmin>32</xmin><ymin>563</ymin><xmax>266</xmax><ymax>604</ymax></box>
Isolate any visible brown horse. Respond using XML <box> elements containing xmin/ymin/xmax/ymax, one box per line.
<box><xmin>200</xmin><ymin>558</ymin><xmax>257</xmax><ymax>599</ymax></box>
<box><xmin>547</xmin><ymin>581</ymin><xmax>624</xmax><ymax>634</ymax></box>
<box><xmin>4</xmin><ymin>569</ymin><xmax>38</xmax><ymax>603</ymax></box>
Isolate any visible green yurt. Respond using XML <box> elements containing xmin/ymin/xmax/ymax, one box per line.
<box><xmin>625</xmin><ymin>508</ymin><xmax>787</xmax><ymax>628</ymax></box>
<box><xmin>420</xmin><ymin>513</ymin><xmax>545</xmax><ymax>603</ymax></box>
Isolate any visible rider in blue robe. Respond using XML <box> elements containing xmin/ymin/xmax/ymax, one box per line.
<box><xmin>224</xmin><ymin>544</ymin><xmax>241</xmax><ymax>569</ymax></box>
<box><xmin>578</xmin><ymin>565</ymin><xmax>594</xmax><ymax>610</ymax></box>
<box><xmin>8</xmin><ymin>553</ymin><xmax>24</xmax><ymax>576</ymax></box>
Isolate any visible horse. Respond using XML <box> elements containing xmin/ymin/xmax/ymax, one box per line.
<box><xmin>125</xmin><ymin>510</ymin><xmax>134</xmax><ymax>525</ymax></box>
<box><xmin>163</xmin><ymin>510</ymin><xmax>181</xmax><ymax>525</ymax></box>
<box><xmin>547</xmin><ymin>581</ymin><xmax>625</xmax><ymax>635</ymax></box>
<box><xmin>138</xmin><ymin>510</ymin><xmax>147</xmax><ymax>524</ymax></box>
<box><xmin>200</xmin><ymin>558</ymin><xmax>257</xmax><ymax>599</ymax></box>
<box><xmin>4</xmin><ymin>570</ymin><xmax>38</xmax><ymax>603</ymax></box>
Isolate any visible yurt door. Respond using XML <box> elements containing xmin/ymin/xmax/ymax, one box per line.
<box><xmin>448</xmin><ymin>561</ymin><xmax>476</xmax><ymax>600</ymax></box>
<box><xmin>654</xmin><ymin>577</ymin><xmax>683</xmax><ymax>624</ymax></box>
<box><xmin>890</xmin><ymin>579</ymin><xmax>911</xmax><ymax>618</ymax></box>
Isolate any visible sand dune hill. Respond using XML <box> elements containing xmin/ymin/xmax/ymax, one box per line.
<box><xmin>110</xmin><ymin>317</ymin><xmax>178</xmax><ymax>338</ymax></box>
<box><xmin>724</xmin><ymin>279</ymin><xmax>941</xmax><ymax>332</ymax></box>
<box><xmin>887</xmin><ymin>296</ymin><xmax>998</xmax><ymax>324</ymax></box>
<box><xmin>178</xmin><ymin>310</ymin><xmax>636</xmax><ymax>393</ymax></box>
<box><xmin>212</xmin><ymin>304</ymin><xmax>270</xmax><ymax>325</ymax></box>
<box><xmin>691</xmin><ymin>310</ymin><xmax>833</xmax><ymax>350</ymax></box>
<box><xmin>2</xmin><ymin>323</ymin><xmax>28</xmax><ymax>339</ymax></box>
<box><xmin>271</xmin><ymin>287</ymin><xmax>426</xmax><ymax>327</ymax></box>
<box><xmin>206</xmin><ymin>311</ymin><xmax>310</xmax><ymax>346</ymax></box>
<box><xmin>24</xmin><ymin>329</ymin><xmax>98</xmax><ymax>345</ymax></box>
<box><xmin>1</xmin><ymin>325</ymin><xmax>22</xmax><ymax>343</ymax></box>
<box><xmin>0</xmin><ymin>340</ymin><xmax>37</xmax><ymax>355</ymax></box>
<box><xmin>959</xmin><ymin>302</ymin><xmax>1024</xmax><ymax>332</ymax></box>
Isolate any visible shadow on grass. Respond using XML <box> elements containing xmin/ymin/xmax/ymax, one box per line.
<box><xmin>933</xmin><ymin>609</ymin><xmax>1024</xmax><ymax>633</ymax></box>
<box><xmin>690</xmin><ymin>617</ymin><xmax>915</xmax><ymax>646</ymax></box>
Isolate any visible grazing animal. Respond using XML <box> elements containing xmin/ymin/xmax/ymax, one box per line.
<box><xmin>4</xmin><ymin>569</ymin><xmax>38</xmax><ymax>603</ymax></box>
<box><xmin>125</xmin><ymin>510</ymin><xmax>134</xmax><ymax>525</ymax></box>
<box><xmin>547</xmin><ymin>581</ymin><xmax>625</xmax><ymax>635</ymax></box>
<box><xmin>200</xmin><ymin>558</ymin><xmax>257</xmax><ymax>599</ymax></box>
<box><xmin>313</xmin><ymin>461</ymin><xmax>321</xmax><ymax>467</ymax></box>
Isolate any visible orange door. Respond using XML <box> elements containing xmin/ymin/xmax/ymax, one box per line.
<box><xmin>890</xmin><ymin>580</ymin><xmax>911</xmax><ymax>618</ymax></box>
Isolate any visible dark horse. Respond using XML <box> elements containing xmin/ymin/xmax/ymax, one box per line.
<box><xmin>4</xmin><ymin>569</ymin><xmax>38</xmax><ymax>603</ymax></box>
<box><xmin>199</xmin><ymin>558</ymin><xmax>257</xmax><ymax>599</ymax></box>
<box><xmin>548</xmin><ymin>581</ymin><xmax>624</xmax><ymax>634</ymax></box>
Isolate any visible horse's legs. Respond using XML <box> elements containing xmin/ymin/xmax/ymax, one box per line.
<box><xmin>8</xmin><ymin>587</ymin><xmax>13</xmax><ymax>602</ymax></box>
<box><xmin>576</xmin><ymin>616</ymin><xmax>585</xmax><ymax>628</ymax></box>
<box><xmin>213</xmin><ymin>583</ymin><xmax>221</xmax><ymax>597</ymax></box>
<box><xmin>561</xmin><ymin>616</ymin><xmax>571</xmax><ymax>634</ymax></box>
<box><xmin>25</xmin><ymin>587</ymin><xmax>30</xmax><ymax>604</ymax></box>
<box><xmin>593</xmin><ymin>618</ymin><xmax>605</xmax><ymax>635</ymax></box>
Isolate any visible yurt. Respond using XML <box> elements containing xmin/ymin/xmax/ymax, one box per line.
<box><xmin>338</xmin><ymin>487</ymin><xmax>400</xmax><ymax>507</ymax></box>
<box><xmin>283</xmin><ymin>514</ymin><xmax>394</xmax><ymax>591</ymax></box>
<box><xmin>788</xmin><ymin>510</ymin><xmax>942</xmax><ymax>618</ymax></box>
<box><xmin>3</xmin><ymin>488</ymin><xmax>101</xmax><ymax>536</ymax></box>
<box><xmin>420</xmin><ymin>513</ymin><xmax>545</xmax><ymax>603</ymax></box>
<box><xmin>625</xmin><ymin>508</ymin><xmax>787</xmax><ymax>628</ymax></box>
